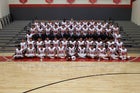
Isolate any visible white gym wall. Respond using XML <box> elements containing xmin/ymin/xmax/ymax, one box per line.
<box><xmin>0</xmin><ymin>0</ymin><xmax>9</xmax><ymax>18</ymax></box>
<box><xmin>9</xmin><ymin>0</ymin><xmax>131</xmax><ymax>4</ymax></box>
<box><xmin>131</xmin><ymin>0</ymin><xmax>140</xmax><ymax>25</ymax></box>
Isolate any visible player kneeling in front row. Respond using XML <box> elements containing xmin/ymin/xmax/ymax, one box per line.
<box><xmin>108</xmin><ymin>44</ymin><xmax>118</xmax><ymax>60</ymax></box>
<box><xmin>36</xmin><ymin>45</ymin><xmax>46</xmax><ymax>58</ymax></box>
<box><xmin>25</xmin><ymin>44</ymin><xmax>36</xmax><ymax>58</ymax></box>
<box><xmin>119</xmin><ymin>45</ymin><xmax>130</xmax><ymax>60</ymax></box>
<box><xmin>87</xmin><ymin>45</ymin><xmax>97</xmax><ymax>58</ymax></box>
<box><xmin>66</xmin><ymin>44</ymin><xmax>77</xmax><ymax>61</ymax></box>
<box><xmin>78</xmin><ymin>45</ymin><xmax>86</xmax><ymax>58</ymax></box>
<box><xmin>14</xmin><ymin>45</ymin><xmax>24</xmax><ymax>59</ymax></box>
<box><xmin>46</xmin><ymin>44</ymin><xmax>56</xmax><ymax>59</ymax></box>
<box><xmin>97</xmin><ymin>45</ymin><xmax>108</xmax><ymax>60</ymax></box>
<box><xmin>56</xmin><ymin>43</ymin><xmax>66</xmax><ymax>58</ymax></box>
<box><xmin>67</xmin><ymin>44</ymin><xmax>76</xmax><ymax>57</ymax></box>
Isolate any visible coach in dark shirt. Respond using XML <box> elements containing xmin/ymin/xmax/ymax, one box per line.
<box><xmin>56</xmin><ymin>31</ymin><xmax>62</xmax><ymax>40</ymax></box>
<box><xmin>79</xmin><ymin>32</ymin><xmax>86</xmax><ymax>40</ymax></box>
<box><xmin>41</xmin><ymin>30</ymin><xmax>47</xmax><ymax>41</ymax></box>
<box><xmin>63</xmin><ymin>31</ymin><xmax>70</xmax><ymax>40</ymax></box>
<box><xmin>71</xmin><ymin>31</ymin><xmax>78</xmax><ymax>40</ymax></box>
<box><xmin>86</xmin><ymin>31</ymin><xmax>92</xmax><ymax>39</ymax></box>
<box><xmin>48</xmin><ymin>31</ymin><xmax>54</xmax><ymax>40</ymax></box>
<box><xmin>100</xmin><ymin>30</ymin><xmax>107</xmax><ymax>41</ymax></box>
<box><xmin>92</xmin><ymin>31</ymin><xmax>98</xmax><ymax>40</ymax></box>
<box><xmin>32</xmin><ymin>30</ymin><xmax>40</xmax><ymax>41</ymax></box>
<box><xmin>106</xmin><ymin>32</ymin><xmax>113</xmax><ymax>40</ymax></box>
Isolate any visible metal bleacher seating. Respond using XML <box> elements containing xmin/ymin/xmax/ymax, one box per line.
<box><xmin>0</xmin><ymin>14</ymin><xmax>12</xmax><ymax>29</ymax></box>
<box><xmin>0</xmin><ymin>19</ymin><xmax>139</xmax><ymax>53</ymax></box>
<box><xmin>0</xmin><ymin>20</ymin><xmax>2</xmax><ymax>29</ymax></box>
<box><xmin>117</xmin><ymin>21</ymin><xmax>140</xmax><ymax>53</ymax></box>
<box><xmin>0</xmin><ymin>20</ymin><xmax>30</xmax><ymax>52</ymax></box>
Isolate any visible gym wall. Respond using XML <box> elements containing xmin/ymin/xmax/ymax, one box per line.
<box><xmin>9</xmin><ymin>0</ymin><xmax>132</xmax><ymax>20</ymax></box>
<box><xmin>0</xmin><ymin>0</ymin><xmax>9</xmax><ymax>18</ymax></box>
<box><xmin>131</xmin><ymin>0</ymin><xmax>140</xmax><ymax>25</ymax></box>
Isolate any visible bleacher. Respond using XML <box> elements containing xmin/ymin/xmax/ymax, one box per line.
<box><xmin>0</xmin><ymin>20</ymin><xmax>140</xmax><ymax>53</ymax></box>
<box><xmin>0</xmin><ymin>16</ymin><xmax>30</xmax><ymax>52</ymax></box>
<box><xmin>117</xmin><ymin>21</ymin><xmax>140</xmax><ymax>53</ymax></box>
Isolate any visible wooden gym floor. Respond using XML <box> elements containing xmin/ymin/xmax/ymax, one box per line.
<box><xmin>0</xmin><ymin>53</ymin><xmax>140</xmax><ymax>93</ymax></box>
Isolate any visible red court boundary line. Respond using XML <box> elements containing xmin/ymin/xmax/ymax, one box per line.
<box><xmin>0</xmin><ymin>56</ymin><xmax>140</xmax><ymax>62</ymax></box>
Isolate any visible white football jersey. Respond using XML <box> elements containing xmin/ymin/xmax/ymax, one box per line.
<box><xmin>62</xmin><ymin>21</ymin><xmax>67</xmax><ymax>25</ymax></box>
<box><xmin>57</xmin><ymin>46</ymin><xmax>65</xmax><ymax>54</ymax></box>
<box><xmin>101</xmin><ymin>24</ymin><xmax>106</xmax><ymax>28</ymax></box>
<box><xmin>36</xmin><ymin>41</ymin><xmax>44</xmax><ymax>48</ymax></box>
<box><xmin>89</xmin><ymin>27</ymin><xmax>95</xmax><ymax>32</ymax></box>
<box><xmin>88</xmin><ymin>48</ymin><xmax>96</xmax><ymax>54</ymax></box>
<box><xmin>83</xmin><ymin>22</ymin><xmax>88</xmax><ymax>25</ymax></box>
<box><xmin>109</xmin><ymin>25</ymin><xmax>114</xmax><ymax>29</ymax></box>
<box><xmin>114</xmin><ymin>33</ymin><xmax>121</xmax><ymax>38</ymax></box>
<box><xmin>26</xmin><ymin>34</ymin><xmax>33</xmax><ymax>41</ymax></box>
<box><xmin>107</xmin><ymin>41</ymin><xmax>115</xmax><ymax>47</ymax></box>
<box><xmin>106</xmin><ymin>28</ymin><xmax>111</xmax><ymax>33</ymax></box>
<box><xmin>97</xmin><ymin>22</ymin><xmax>101</xmax><ymax>26</ymax></box>
<box><xmin>98</xmin><ymin>48</ymin><xmax>106</xmax><ymax>54</ymax></box>
<box><xmin>95</xmin><ymin>41</ymin><xmax>103</xmax><ymax>48</ymax></box>
<box><xmin>68</xmin><ymin>47</ymin><xmax>75</xmax><ymax>55</ymax></box>
<box><xmin>37</xmin><ymin>27</ymin><xmax>43</xmax><ymax>33</ymax></box>
<box><xmin>69</xmin><ymin>41</ymin><xmax>76</xmax><ymax>46</ymax></box>
<box><xmin>27</xmin><ymin>47</ymin><xmax>35</xmax><ymax>54</ymax></box>
<box><xmin>116</xmin><ymin>41</ymin><xmax>123</xmax><ymax>49</ymax></box>
<box><xmin>27</xmin><ymin>40</ymin><xmax>35</xmax><ymax>47</ymax></box>
<box><xmin>113</xmin><ymin>27</ymin><xmax>119</xmax><ymax>31</ymax></box>
<box><xmin>52</xmin><ymin>27</ymin><xmax>59</xmax><ymax>35</ymax></box>
<box><xmin>44</xmin><ymin>40</ymin><xmax>51</xmax><ymax>48</ymax></box>
<box><xmin>15</xmin><ymin>48</ymin><xmax>23</xmax><ymax>55</ymax></box>
<box><xmin>108</xmin><ymin>47</ymin><xmax>117</xmax><ymax>54</ymax></box>
<box><xmin>53</xmin><ymin>40</ymin><xmax>59</xmax><ymax>48</ymax></box>
<box><xmin>82</xmin><ymin>27</ymin><xmax>88</xmax><ymax>35</ymax></box>
<box><xmin>60</xmin><ymin>27</ymin><xmax>66</xmax><ymax>34</ymax></box>
<box><xmin>38</xmin><ymin>48</ymin><xmax>46</xmax><ymax>54</ymax></box>
<box><xmin>78</xmin><ymin>47</ymin><xmax>86</xmax><ymax>54</ymax></box>
<box><xmin>96</xmin><ymin>28</ymin><xmax>103</xmax><ymax>34</ymax></box>
<box><xmin>30</xmin><ymin>27</ymin><xmax>36</xmax><ymax>33</ymax></box>
<box><xmin>86</xmin><ymin>40</ymin><xmax>94</xmax><ymax>48</ymax></box>
<box><xmin>119</xmin><ymin>48</ymin><xmax>127</xmax><ymax>55</ymax></box>
<box><xmin>20</xmin><ymin>42</ymin><xmax>27</xmax><ymax>50</ymax></box>
<box><xmin>45</xmin><ymin>27</ymin><xmax>51</xmax><ymax>35</ymax></box>
<box><xmin>61</xmin><ymin>41</ymin><xmax>68</xmax><ymax>48</ymax></box>
<box><xmin>78</xmin><ymin>41</ymin><xmax>85</xmax><ymax>46</ymax></box>
<box><xmin>48</xmin><ymin>47</ymin><xmax>56</xmax><ymax>54</ymax></box>
<box><xmin>68</xmin><ymin>27</ymin><xmax>74</xmax><ymax>35</ymax></box>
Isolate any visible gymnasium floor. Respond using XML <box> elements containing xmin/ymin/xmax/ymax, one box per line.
<box><xmin>0</xmin><ymin>52</ymin><xmax>140</xmax><ymax>93</ymax></box>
